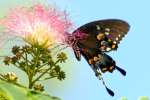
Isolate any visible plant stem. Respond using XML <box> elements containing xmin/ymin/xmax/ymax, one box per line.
<box><xmin>31</xmin><ymin>60</ymin><xmax>60</xmax><ymax>87</ymax></box>
<box><xmin>28</xmin><ymin>47</ymin><xmax>40</xmax><ymax>89</ymax></box>
<box><xmin>44</xmin><ymin>76</ymin><xmax>58</xmax><ymax>80</ymax></box>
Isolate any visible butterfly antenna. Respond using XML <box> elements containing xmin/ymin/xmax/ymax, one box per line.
<box><xmin>96</xmin><ymin>73</ymin><xmax>114</xmax><ymax>96</ymax></box>
<box><xmin>115</xmin><ymin>66</ymin><xmax>126</xmax><ymax>76</ymax></box>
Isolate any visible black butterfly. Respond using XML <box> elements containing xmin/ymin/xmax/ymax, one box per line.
<box><xmin>66</xmin><ymin>19</ymin><xmax>130</xmax><ymax>96</ymax></box>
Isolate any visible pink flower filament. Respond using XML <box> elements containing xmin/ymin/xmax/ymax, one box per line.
<box><xmin>1</xmin><ymin>4</ymin><xmax>72</xmax><ymax>48</ymax></box>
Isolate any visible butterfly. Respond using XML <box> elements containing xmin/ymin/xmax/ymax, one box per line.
<box><xmin>65</xmin><ymin>19</ymin><xmax>130</xmax><ymax>96</ymax></box>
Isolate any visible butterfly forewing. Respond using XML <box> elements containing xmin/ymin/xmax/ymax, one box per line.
<box><xmin>73</xmin><ymin>19</ymin><xmax>130</xmax><ymax>52</ymax></box>
<box><xmin>96</xmin><ymin>19</ymin><xmax>130</xmax><ymax>43</ymax></box>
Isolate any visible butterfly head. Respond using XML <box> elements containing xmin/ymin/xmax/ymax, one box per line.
<box><xmin>64</xmin><ymin>32</ymin><xmax>76</xmax><ymax>47</ymax></box>
<box><xmin>65</xmin><ymin>30</ymin><xmax>88</xmax><ymax>47</ymax></box>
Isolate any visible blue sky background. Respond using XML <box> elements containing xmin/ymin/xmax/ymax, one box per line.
<box><xmin>46</xmin><ymin>0</ymin><xmax>150</xmax><ymax>100</ymax></box>
<box><xmin>0</xmin><ymin>0</ymin><xmax>150</xmax><ymax>100</ymax></box>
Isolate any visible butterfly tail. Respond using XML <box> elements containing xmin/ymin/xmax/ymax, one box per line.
<box><xmin>115</xmin><ymin>66</ymin><xmax>126</xmax><ymax>76</ymax></box>
<box><xmin>96</xmin><ymin>71</ymin><xmax>114</xmax><ymax>96</ymax></box>
<box><xmin>105</xmin><ymin>86</ymin><xmax>115</xmax><ymax>96</ymax></box>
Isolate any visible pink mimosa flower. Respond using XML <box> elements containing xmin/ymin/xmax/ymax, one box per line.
<box><xmin>0</xmin><ymin>4</ymin><xmax>72</xmax><ymax>48</ymax></box>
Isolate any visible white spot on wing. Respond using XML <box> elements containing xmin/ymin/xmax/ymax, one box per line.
<box><xmin>105</xmin><ymin>32</ymin><xmax>110</xmax><ymax>35</ymax></box>
<box><xmin>116</xmin><ymin>37</ymin><xmax>119</xmax><ymax>41</ymax></box>
<box><xmin>106</xmin><ymin>47</ymin><xmax>111</xmax><ymax>51</ymax></box>
<box><xmin>105</xmin><ymin>28</ymin><xmax>110</xmax><ymax>32</ymax></box>
<box><xmin>96</xmin><ymin>25</ymin><xmax>101</xmax><ymax>30</ymax></box>
<box><xmin>113</xmin><ymin>41</ymin><xmax>117</xmax><ymax>44</ymax></box>
<box><xmin>118</xmin><ymin>34</ymin><xmax>121</xmax><ymax>37</ymax></box>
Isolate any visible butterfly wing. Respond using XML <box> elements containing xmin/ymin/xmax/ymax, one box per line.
<box><xmin>73</xmin><ymin>19</ymin><xmax>130</xmax><ymax>52</ymax></box>
<box><xmin>71</xmin><ymin>19</ymin><xmax>129</xmax><ymax>96</ymax></box>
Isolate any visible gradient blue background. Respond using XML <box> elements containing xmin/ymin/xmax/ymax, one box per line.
<box><xmin>46</xmin><ymin>0</ymin><xmax>150</xmax><ymax>100</ymax></box>
<box><xmin>0</xmin><ymin>0</ymin><xmax>150</xmax><ymax>100</ymax></box>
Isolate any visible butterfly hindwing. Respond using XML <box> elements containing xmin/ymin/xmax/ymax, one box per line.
<box><xmin>78</xmin><ymin>47</ymin><xmax>115</xmax><ymax>73</ymax></box>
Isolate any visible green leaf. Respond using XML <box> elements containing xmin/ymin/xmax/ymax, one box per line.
<box><xmin>0</xmin><ymin>80</ymin><xmax>61</xmax><ymax>100</ymax></box>
<box><xmin>121</xmin><ymin>97</ymin><xmax>128</xmax><ymax>100</ymax></box>
<box><xmin>138</xmin><ymin>96</ymin><xmax>149</xmax><ymax>100</ymax></box>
